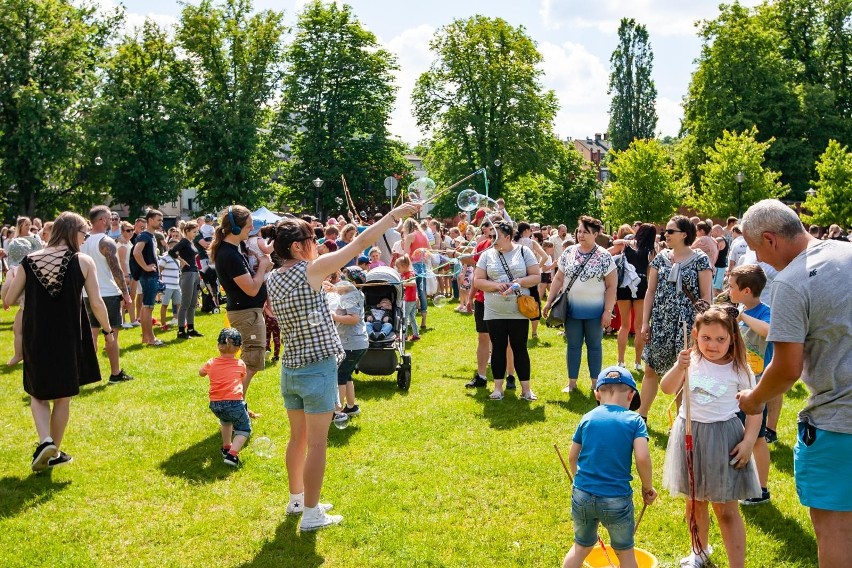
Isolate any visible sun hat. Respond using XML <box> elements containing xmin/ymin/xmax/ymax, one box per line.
<box><xmin>249</xmin><ymin>218</ymin><xmax>265</xmax><ymax>236</ymax></box>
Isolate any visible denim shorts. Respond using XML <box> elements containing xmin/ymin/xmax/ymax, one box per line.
<box><xmin>571</xmin><ymin>487</ymin><xmax>635</xmax><ymax>550</ymax></box>
<box><xmin>209</xmin><ymin>400</ymin><xmax>251</xmax><ymax>437</ymax></box>
<box><xmin>281</xmin><ymin>355</ymin><xmax>338</xmax><ymax>414</ymax></box>
<box><xmin>794</xmin><ymin>422</ymin><xmax>852</xmax><ymax>511</ymax></box>
<box><xmin>138</xmin><ymin>273</ymin><xmax>159</xmax><ymax>308</ymax></box>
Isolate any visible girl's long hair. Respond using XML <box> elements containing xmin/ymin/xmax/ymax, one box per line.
<box><xmin>209</xmin><ymin>205</ymin><xmax>250</xmax><ymax>262</ymax></box>
<box><xmin>47</xmin><ymin>212</ymin><xmax>87</xmax><ymax>253</ymax></box>
<box><xmin>692</xmin><ymin>305</ymin><xmax>750</xmax><ymax>376</ymax></box>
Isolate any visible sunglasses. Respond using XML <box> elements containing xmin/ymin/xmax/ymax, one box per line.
<box><xmin>664</xmin><ymin>229</ymin><xmax>684</xmax><ymax>235</ymax></box>
<box><xmin>123</xmin><ymin>229</ymin><xmax>133</xmax><ymax>233</ymax></box>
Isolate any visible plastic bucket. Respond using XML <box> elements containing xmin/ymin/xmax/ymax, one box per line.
<box><xmin>582</xmin><ymin>547</ymin><xmax>657</xmax><ymax>568</ymax></box>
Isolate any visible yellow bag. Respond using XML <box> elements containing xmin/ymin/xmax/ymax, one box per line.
<box><xmin>517</xmin><ymin>294</ymin><xmax>540</xmax><ymax>319</ymax></box>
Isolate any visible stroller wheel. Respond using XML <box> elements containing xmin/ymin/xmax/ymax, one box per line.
<box><xmin>397</xmin><ymin>367</ymin><xmax>411</xmax><ymax>391</ymax></box>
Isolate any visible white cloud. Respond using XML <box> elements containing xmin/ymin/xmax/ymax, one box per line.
<box><xmin>538</xmin><ymin>41</ymin><xmax>610</xmax><ymax>139</ymax></box>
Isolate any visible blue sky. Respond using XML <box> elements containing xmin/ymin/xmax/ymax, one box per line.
<box><xmin>108</xmin><ymin>0</ymin><xmax>762</xmax><ymax>144</ymax></box>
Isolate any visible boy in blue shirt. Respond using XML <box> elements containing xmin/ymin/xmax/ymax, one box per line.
<box><xmin>563</xmin><ymin>367</ymin><xmax>657</xmax><ymax>568</ymax></box>
<box><xmin>729</xmin><ymin>264</ymin><xmax>773</xmax><ymax>505</ymax></box>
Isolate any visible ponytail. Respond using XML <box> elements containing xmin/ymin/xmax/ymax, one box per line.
<box><xmin>209</xmin><ymin>205</ymin><xmax>251</xmax><ymax>262</ymax></box>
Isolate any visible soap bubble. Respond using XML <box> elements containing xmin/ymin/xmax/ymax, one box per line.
<box><xmin>332</xmin><ymin>413</ymin><xmax>349</xmax><ymax>429</ymax></box>
<box><xmin>252</xmin><ymin>436</ymin><xmax>274</xmax><ymax>458</ymax></box>
<box><xmin>94</xmin><ymin>156</ymin><xmax>103</xmax><ymax>166</ymax></box>
<box><xmin>338</xmin><ymin>292</ymin><xmax>361</xmax><ymax>310</ymax></box>
<box><xmin>335</xmin><ymin>196</ymin><xmax>343</xmax><ymax>205</ymax></box>
<box><xmin>359</xmin><ymin>210</ymin><xmax>367</xmax><ymax>219</ymax></box>
<box><xmin>432</xmin><ymin>294</ymin><xmax>448</xmax><ymax>308</ymax></box>
<box><xmin>408</xmin><ymin>191</ymin><xmax>421</xmax><ymax>203</ymax></box>
<box><xmin>457</xmin><ymin>189</ymin><xmax>481</xmax><ymax>212</ymax></box>
<box><xmin>307</xmin><ymin>311</ymin><xmax>323</xmax><ymax>326</ymax></box>
<box><xmin>494</xmin><ymin>159</ymin><xmax>501</xmax><ymax>167</ymax></box>
<box><xmin>408</xmin><ymin>177</ymin><xmax>436</xmax><ymax>194</ymax></box>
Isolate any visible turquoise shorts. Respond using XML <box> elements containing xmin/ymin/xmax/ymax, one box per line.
<box><xmin>280</xmin><ymin>355</ymin><xmax>338</xmax><ymax>414</ymax></box>
<box><xmin>794</xmin><ymin>422</ymin><xmax>852</xmax><ymax>511</ymax></box>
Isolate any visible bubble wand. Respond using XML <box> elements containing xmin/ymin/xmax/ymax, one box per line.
<box><xmin>682</xmin><ymin>321</ymin><xmax>708</xmax><ymax>563</ymax></box>
<box><xmin>554</xmin><ymin>444</ymin><xmax>616</xmax><ymax>568</ymax></box>
<box><xmin>340</xmin><ymin>175</ymin><xmax>363</xmax><ymax>225</ymax></box>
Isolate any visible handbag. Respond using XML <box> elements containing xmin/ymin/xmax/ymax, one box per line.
<box><xmin>496</xmin><ymin>249</ymin><xmax>539</xmax><ymax>319</ymax></box>
<box><xmin>545</xmin><ymin>246</ymin><xmax>597</xmax><ymax>328</ymax></box>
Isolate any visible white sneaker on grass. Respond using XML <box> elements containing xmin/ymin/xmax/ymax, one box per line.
<box><xmin>299</xmin><ymin>506</ymin><xmax>342</xmax><ymax>531</ymax></box>
<box><xmin>680</xmin><ymin>545</ymin><xmax>713</xmax><ymax>567</ymax></box>
<box><xmin>286</xmin><ymin>496</ymin><xmax>333</xmax><ymax>515</ymax></box>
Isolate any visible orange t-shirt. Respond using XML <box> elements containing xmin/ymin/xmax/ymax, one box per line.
<box><xmin>201</xmin><ymin>356</ymin><xmax>246</xmax><ymax>401</ymax></box>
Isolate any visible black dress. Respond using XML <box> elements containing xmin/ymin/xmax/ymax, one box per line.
<box><xmin>22</xmin><ymin>250</ymin><xmax>101</xmax><ymax>400</ymax></box>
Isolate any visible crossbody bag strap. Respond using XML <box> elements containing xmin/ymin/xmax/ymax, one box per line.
<box><xmin>496</xmin><ymin>250</ymin><xmax>520</xmax><ymax>295</ymax></box>
<box><xmin>563</xmin><ymin>246</ymin><xmax>596</xmax><ymax>293</ymax></box>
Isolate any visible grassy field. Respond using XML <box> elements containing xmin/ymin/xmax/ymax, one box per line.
<box><xmin>0</xmin><ymin>302</ymin><xmax>817</xmax><ymax>567</ymax></box>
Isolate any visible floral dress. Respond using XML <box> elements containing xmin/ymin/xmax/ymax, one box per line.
<box><xmin>642</xmin><ymin>249</ymin><xmax>711</xmax><ymax>375</ymax></box>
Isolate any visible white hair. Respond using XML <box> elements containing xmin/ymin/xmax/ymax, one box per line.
<box><xmin>741</xmin><ymin>199</ymin><xmax>805</xmax><ymax>241</ymax></box>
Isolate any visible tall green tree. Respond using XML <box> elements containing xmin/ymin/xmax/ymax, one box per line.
<box><xmin>412</xmin><ymin>16</ymin><xmax>558</xmax><ymax>199</ymax></box>
<box><xmin>0</xmin><ymin>0</ymin><xmax>119</xmax><ymax>218</ymax></box>
<box><xmin>177</xmin><ymin>0</ymin><xmax>286</xmax><ymax>211</ymax></box>
<box><xmin>691</xmin><ymin>127</ymin><xmax>788</xmax><ymax>218</ymax></box>
<box><xmin>87</xmin><ymin>20</ymin><xmax>188</xmax><ymax>216</ymax></box>
<box><xmin>278</xmin><ymin>0</ymin><xmax>409</xmax><ymax>216</ymax></box>
<box><xmin>803</xmin><ymin>139</ymin><xmax>852</xmax><ymax>227</ymax></box>
<box><xmin>602</xmin><ymin>139</ymin><xmax>683</xmax><ymax>226</ymax></box>
<box><xmin>607</xmin><ymin>18</ymin><xmax>657</xmax><ymax>151</ymax></box>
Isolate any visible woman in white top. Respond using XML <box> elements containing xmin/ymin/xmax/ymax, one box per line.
<box><xmin>115</xmin><ymin>221</ymin><xmax>136</xmax><ymax>326</ymax></box>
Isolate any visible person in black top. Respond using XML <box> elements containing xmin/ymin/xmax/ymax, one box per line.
<box><xmin>210</xmin><ymin>206</ymin><xmax>272</xmax><ymax>409</ymax></box>
<box><xmin>132</xmin><ymin>210</ymin><xmax>163</xmax><ymax>346</ymax></box>
<box><xmin>711</xmin><ymin>224</ymin><xmax>729</xmax><ymax>295</ymax></box>
<box><xmin>168</xmin><ymin>221</ymin><xmax>202</xmax><ymax>339</ymax></box>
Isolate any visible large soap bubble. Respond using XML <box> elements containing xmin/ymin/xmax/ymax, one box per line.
<box><xmin>408</xmin><ymin>177</ymin><xmax>436</xmax><ymax>194</ymax></box>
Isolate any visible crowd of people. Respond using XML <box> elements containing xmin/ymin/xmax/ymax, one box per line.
<box><xmin>0</xmin><ymin>198</ymin><xmax>849</xmax><ymax>566</ymax></box>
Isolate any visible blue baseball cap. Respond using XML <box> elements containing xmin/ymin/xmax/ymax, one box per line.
<box><xmin>357</xmin><ymin>255</ymin><xmax>370</xmax><ymax>265</ymax></box>
<box><xmin>596</xmin><ymin>366</ymin><xmax>641</xmax><ymax>411</ymax></box>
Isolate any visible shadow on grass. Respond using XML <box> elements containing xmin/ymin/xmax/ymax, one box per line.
<box><xmin>327</xmin><ymin>421</ymin><xmax>359</xmax><ymax>447</ymax></box>
<box><xmin>0</xmin><ymin>472</ymin><xmax>71</xmax><ymax>519</ymax></box>
<box><xmin>239</xmin><ymin>515</ymin><xmax>324</xmax><ymax>568</ymax></box>
<box><xmin>159</xmin><ymin>432</ymin><xmax>235</xmax><ymax>483</ymax></box>
<box><xmin>742</xmin><ymin>503</ymin><xmax>817</xmax><ymax>563</ymax></box>
<box><xmin>355</xmin><ymin>377</ymin><xmax>401</xmax><ymax>401</ymax></box>
<box><xmin>769</xmin><ymin>440</ymin><xmax>794</xmax><ymax>476</ymax></box>
<box><xmin>480</xmin><ymin>394</ymin><xmax>547</xmax><ymax>430</ymax></box>
<box><xmin>545</xmin><ymin>390</ymin><xmax>597</xmax><ymax>415</ymax></box>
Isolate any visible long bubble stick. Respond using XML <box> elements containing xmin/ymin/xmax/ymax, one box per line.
<box><xmin>419</xmin><ymin>168</ymin><xmax>485</xmax><ymax>206</ymax></box>
<box><xmin>340</xmin><ymin>175</ymin><xmax>362</xmax><ymax>224</ymax></box>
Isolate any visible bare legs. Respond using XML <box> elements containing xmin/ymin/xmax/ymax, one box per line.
<box><xmin>286</xmin><ymin>409</ymin><xmax>332</xmax><ymax>508</ymax></box>
<box><xmin>140</xmin><ymin>306</ymin><xmax>155</xmax><ymax>344</ymax></box>
<box><xmin>684</xmin><ymin>500</ymin><xmax>746</xmax><ymax>568</ymax></box>
<box><xmin>7</xmin><ymin>309</ymin><xmax>23</xmax><ymax>365</ymax></box>
<box><xmin>637</xmin><ymin>365</ymin><xmax>660</xmax><ymax>419</ymax></box>
<box><xmin>811</xmin><ymin>509</ymin><xmax>852</xmax><ymax>568</ymax></box>
<box><xmin>91</xmin><ymin>328</ymin><xmax>121</xmax><ymax>375</ymax></box>
<box><xmin>30</xmin><ymin>397</ymin><xmax>71</xmax><ymax>447</ymax></box>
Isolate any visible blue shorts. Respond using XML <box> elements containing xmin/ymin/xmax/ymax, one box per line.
<box><xmin>281</xmin><ymin>355</ymin><xmax>338</xmax><ymax>414</ymax></box>
<box><xmin>571</xmin><ymin>487</ymin><xmax>635</xmax><ymax>550</ymax></box>
<box><xmin>713</xmin><ymin>267</ymin><xmax>726</xmax><ymax>289</ymax></box>
<box><xmin>794</xmin><ymin>422</ymin><xmax>852</xmax><ymax>511</ymax></box>
<box><xmin>209</xmin><ymin>400</ymin><xmax>251</xmax><ymax>437</ymax></box>
<box><xmin>138</xmin><ymin>274</ymin><xmax>159</xmax><ymax>308</ymax></box>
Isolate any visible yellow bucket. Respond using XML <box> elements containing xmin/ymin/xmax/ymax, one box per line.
<box><xmin>582</xmin><ymin>547</ymin><xmax>657</xmax><ymax>568</ymax></box>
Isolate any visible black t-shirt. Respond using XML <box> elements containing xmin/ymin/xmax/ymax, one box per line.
<box><xmin>169</xmin><ymin>238</ymin><xmax>198</xmax><ymax>273</ymax></box>
<box><xmin>132</xmin><ymin>231</ymin><xmax>158</xmax><ymax>278</ymax></box>
<box><xmin>215</xmin><ymin>241</ymin><xmax>267</xmax><ymax>311</ymax></box>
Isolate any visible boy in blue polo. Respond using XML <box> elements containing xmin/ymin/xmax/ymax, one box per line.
<box><xmin>562</xmin><ymin>367</ymin><xmax>657</xmax><ymax>568</ymax></box>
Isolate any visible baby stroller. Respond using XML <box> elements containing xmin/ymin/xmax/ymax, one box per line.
<box><xmin>355</xmin><ymin>266</ymin><xmax>412</xmax><ymax>390</ymax></box>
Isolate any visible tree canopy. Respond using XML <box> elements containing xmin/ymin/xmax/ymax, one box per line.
<box><xmin>803</xmin><ymin>139</ymin><xmax>852</xmax><ymax>227</ymax></box>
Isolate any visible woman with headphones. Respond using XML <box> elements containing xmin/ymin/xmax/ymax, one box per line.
<box><xmin>209</xmin><ymin>206</ymin><xmax>273</xmax><ymax>414</ymax></box>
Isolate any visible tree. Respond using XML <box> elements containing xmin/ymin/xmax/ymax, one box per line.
<box><xmin>502</xmin><ymin>142</ymin><xmax>600</xmax><ymax>226</ymax></box>
<box><xmin>279</xmin><ymin>0</ymin><xmax>409</xmax><ymax>216</ymax></box>
<box><xmin>602</xmin><ymin>139</ymin><xmax>683</xmax><ymax>226</ymax></box>
<box><xmin>0</xmin><ymin>0</ymin><xmax>119</xmax><ymax>218</ymax></box>
<box><xmin>176</xmin><ymin>0</ymin><xmax>286</xmax><ymax>211</ymax></box>
<box><xmin>607</xmin><ymin>18</ymin><xmax>657</xmax><ymax>151</ymax></box>
<box><xmin>87</xmin><ymin>20</ymin><xmax>188</xmax><ymax>215</ymax></box>
<box><xmin>803</xmin><ymin>139</ymin><xmax>852</xmax><ymax>227</ymax></box>
<box><xmin>691</xmin><ymin>127</ymin><xmax>788</xmax><ymax>219</ymax></box>
<box><xmin>412</xmin><ymin>16</ymin><xmax>558</xmax><ymax>199</ymax></box>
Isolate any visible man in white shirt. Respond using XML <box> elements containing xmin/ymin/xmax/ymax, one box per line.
<box><xmin>82</xmin><ymin>206</ymin><xmax>134</xmax><ymax>383</ymax></box>
<box><xmin>548</xmin><ymin>224</ymin><xmax>569</xmax><ymax>260</ymax></box>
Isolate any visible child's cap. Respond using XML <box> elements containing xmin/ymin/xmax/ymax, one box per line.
<box><xmin>217</xmin><ymin>327</ymin><xmax>242</xmax><ymax>347</ymax></box>
<box><xmin>596</xmin><ymin>366</ymin><xmax>641</xmax><ymax>411</ymax></box>
<box><xmin>357</xmin><ymin>255</ymin><xmax>370</xmax><ymax>264</ymax></box>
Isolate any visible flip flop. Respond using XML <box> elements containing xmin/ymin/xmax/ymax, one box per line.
<box><xmin>146</xmin><ymin>339</ymin><xmax>166</xmax><ymax>347</ymax></box>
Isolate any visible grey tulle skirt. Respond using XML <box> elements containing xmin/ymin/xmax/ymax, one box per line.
<box><xmin>663</xmin><ymin>416</ymin><xmax>762</xmax><ymax>502</ymax></box>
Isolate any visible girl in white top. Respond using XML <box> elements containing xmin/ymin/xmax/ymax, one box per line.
<box><xmin>660</xmin><ymin>305</ymin><xmax>762</xmax><ymax>568</ymax></box>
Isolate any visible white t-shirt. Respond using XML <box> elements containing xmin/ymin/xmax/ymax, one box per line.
<box><xmin>680</xmin><ymin>354</ymin><xmax>755</xmax><ymax>423</ymax></box>
<box><xmin>729</xmin><ymin>236</ymin><xmax>748</xmax><ymax>267</ymax></box>
<box><xmin>476</xmin><ymin>245</ymin><xmax>538</xmax><ymax>320</ymax></box>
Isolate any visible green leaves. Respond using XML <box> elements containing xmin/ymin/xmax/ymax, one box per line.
<box><xmin>803</xmin><ymin>139</ymin><xmax>852</xmax><ymax>227</ymax></box>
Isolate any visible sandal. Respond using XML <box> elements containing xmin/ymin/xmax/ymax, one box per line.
<box><xmin>146</xmin><ymin>339</ymin><xmax>166</xmax><ymax>347</ymax></box>
<box><xmin>488</xmin><ymin>391</ymin><xmax>504</xmax><ymax>400</ymax></box>
<box><xmin>520</xmin><ymin>391</ymin><xmax>538</xmax><ymax>401</ymax></box>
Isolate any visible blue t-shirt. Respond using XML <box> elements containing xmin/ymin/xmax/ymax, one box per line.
<box><xmin>572</xmin><ymin>404</ymin><xmax>648</xmax><ymax>497</ymax></box>
<box><xmin>740</xmin><ymin>302</ymin><xmax>773</xmax><ymax>376</ymax></box>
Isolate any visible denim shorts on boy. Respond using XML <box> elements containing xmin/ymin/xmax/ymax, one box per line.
<box><xmin>337</xmin><ymin>349</ymin><xmax>366</xmax><ymax>386</ymax></box>
<box><xmin>281</xmin><ymin>355</ymin><xmax>338</xmax><ymax>413</ymax></box>
<box><xmin>84</xmin><ymin>295</ymin><xmax>123</xmax><ymax>328</ymax></box>
<box><xmin>794</xmin><ymin>422</ymin><xmax>852</xmax><ymax>511</ymax></box>
<box><xmin>209</xmin><ymin>400</ymin><xmax>252</xmax><ymax>437</ymax></box>
<box><xmin>160</xmin><ymin>287</ymin><xmax>182</xmax><ymax>308</ymax></box>
<box><xmin>571</xmin><ymin>487</ymin><xmax>635</xmax><ymax>550</ymax></box>
<box><xmin>138</xmin><ymin>273</ymin><xmax>159</xmax><ymax>308</ymax></box>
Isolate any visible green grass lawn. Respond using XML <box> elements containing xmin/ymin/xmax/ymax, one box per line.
<box><xmin>0</xmin><ymin>303</ymin><xmax>817</xmax><ymax>567</ymax></box>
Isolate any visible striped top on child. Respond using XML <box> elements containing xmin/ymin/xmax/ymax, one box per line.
<box><xmin>158</xmin><ymin>253</ymin><xmax>181</xmax><ymax>290</ymax></box>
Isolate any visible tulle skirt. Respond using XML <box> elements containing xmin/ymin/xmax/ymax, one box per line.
<box><xmin>663</xmin><ymin>416</ymin><xmax>762</xmax><ymax>502</ymax></box>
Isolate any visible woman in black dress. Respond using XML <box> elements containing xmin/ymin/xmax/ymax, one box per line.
<box><xmin>3</xmin><ymin>212</ymin><xmax>115</xmax><ymax>472</ymax></box>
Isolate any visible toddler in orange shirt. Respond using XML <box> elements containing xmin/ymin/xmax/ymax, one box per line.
<box><xmin>199</xmin><ymin>328</ymin><xmax>252</xmax><ymax>466</ymax></box>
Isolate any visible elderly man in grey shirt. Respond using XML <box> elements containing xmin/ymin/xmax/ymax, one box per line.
<box><xmin>737</xmin><ymin>199</ymin><xmax>852</xmax><ymax>568</ymax></box>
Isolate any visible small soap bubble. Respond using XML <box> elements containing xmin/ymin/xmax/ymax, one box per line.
<box><xmin>307</xmin><ymin>311</ymin><xmax>323</xmax><ymax>326</ymax></box>
<box><xmin>335</xmin><ymin>196</ymin><xmax>343</xmax><ymax>205</ymax></box>
<box><xmin>332</xmin><ymin>413</ymin><xmax>349</xmax><ymax>429</ymax></box>
<box><xmin>94</xmin><ymin>156</ymin><xmax>103</xmax><ymax>166</ymax></box>
<box><xmin>252</xmin><ymin>436</ymin><xmax>274</xmax><ymax>458</ymax></box>
<box><xmin>494</xmin><ymin>159</ymin><xmax>501</xmax><ymax>167</ymax></box>
<box><xmin>432</xmin><ymin>294</ymin><xmax>448</xmax><ymax>308</ymax></box>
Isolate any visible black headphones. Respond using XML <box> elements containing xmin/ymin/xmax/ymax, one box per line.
<box><xmin>227</xmin><ymin>206</ymin><xmax>241</xmax><ymax>235</ymax></box>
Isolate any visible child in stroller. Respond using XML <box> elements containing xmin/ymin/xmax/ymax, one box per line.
<box><xmin>366</xmin><ymin>297</ymin><xmax>396</xmax><ymax>341</ymax></box>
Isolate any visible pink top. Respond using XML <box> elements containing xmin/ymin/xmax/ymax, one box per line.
<box><xmin>408</xmin><ymin>231</ymin><xmax>429</xmax><ymax>262</ymax></box>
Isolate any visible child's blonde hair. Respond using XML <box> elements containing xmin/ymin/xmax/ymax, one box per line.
<box><xmin>692</xmin><ymin>305</ymin><xmax>749</xmax><ymax>374</ymax></box>
<box><xmin>395</xmin><ymin>254</ymin><xmax>411</xmax><ymax>270</ymax></box>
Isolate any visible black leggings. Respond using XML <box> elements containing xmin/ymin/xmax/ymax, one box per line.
<box><xmin>486</xmin><ymin>318</ymin><xmax>531</xmax><ymax>382</ymax></box>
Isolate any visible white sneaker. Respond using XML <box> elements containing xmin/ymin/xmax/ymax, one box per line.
<box><xmin>617</xmin><ymin>361</ymin><xmax>626</xmax><ymax>368</ymax></box>
<box><xmin>168</xmin><ymin>318</ymin><xmax>178</xmax><ymax>326</ymax></box>
<box><xmin>286</xmin><ymin>500</ymin><xmax>333</xmax><ymax>515</ymax></box>
<box><xmin>635</xmin><ymin>363</ymin><xmax>643</xmax><ymax>371</ymax></box>
<box><xmin>680</xmin><ymin>545</ymin><xmax>713</xmax><ymax>567</ymax></box>
<box><xmin>299</xmin><ymin>506</ymin><xmax>343</xmax><ymax>531</ymax></box>
<box><xmin>121</xmin><ymin>322</ymin><xmax>134</xmax><ymax>329</ymax></box>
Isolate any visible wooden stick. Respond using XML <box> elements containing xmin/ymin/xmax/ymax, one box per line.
<box><xmin>554</xmin><ymin>443</ymin><xmax>574</xmax><ymax>484</ymax></box>
<box><xmin>634</xmin><ymin>502</ymin><xmax>648</xmax><ymax>535</ymax></box>
<box><xmin>683</xmin><ymin>321</ymin><xmax>692</xmax><ymax>434</ymax></box>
